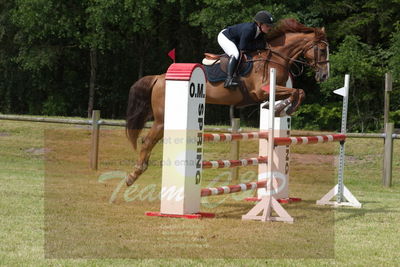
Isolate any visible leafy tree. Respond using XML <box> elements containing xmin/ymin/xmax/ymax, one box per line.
<box><xmin>0</xmin><ymin>0</ymin><xmax>398</xmax><ymax>130</ymax></box>
<box><xmin>320</xmin><ymin>35</ymin><xmax>387</xmax><ymax>131</ymax></box>
<box><xmin>388</xmin><ymin>22</ymin><xmax>400</xmax><ymax>80</ymax></box>
<box><xmin>388</xmin><ymin>22</ymin><xmax>400</xmax><ymax>126</ymax></box>
<box><xmin>7</xmin><ymin>0</ymin><xmax>88</xmax><ymax>115</ymax></box>
<box><xmin>189</xmin><ymin>1</ymin><xmax>294</xmax><ymax>38</ymax></box>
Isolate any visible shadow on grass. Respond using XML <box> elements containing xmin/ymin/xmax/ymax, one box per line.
<box><xmin>334</xmin><ymin>205</ymin><xmax>398</xmax><ymax>223</ymax></box>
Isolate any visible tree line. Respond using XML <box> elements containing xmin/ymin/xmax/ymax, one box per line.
<box><xmin>0</xmin><ymin>0</ymin><xmax>399</xmax><ymax>131</ymax></box>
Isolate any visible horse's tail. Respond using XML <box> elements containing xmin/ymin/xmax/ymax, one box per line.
<box><xmin>126</xmin><ymin>75</ymin><xmax>157</xmax><ymax>150</ymax></box>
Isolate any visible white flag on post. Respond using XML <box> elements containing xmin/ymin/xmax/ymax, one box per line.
<box><xmin>334</xmin><ymin>87</ymin><xmax>346</xmax><ymax>97</ymax></box>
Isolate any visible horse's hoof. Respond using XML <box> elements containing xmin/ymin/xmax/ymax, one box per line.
<box><xmin>275</xmin><ymin>110</ymin><xmax>287</xmax><ymax>117</ymax></box>
<box><xmin>286</xmin><ymin>106</ymin><xmax>296</xmax><ymax>116</ymax></box>
<box><xmin>261</xmin><ymin>101</ymin><xmax>269</xmax><ymax>109</ymax></box>
<box><xmin>126</xmin><ymin>174</ymin><xmax>137</xmax><ymax>187</ymax></box>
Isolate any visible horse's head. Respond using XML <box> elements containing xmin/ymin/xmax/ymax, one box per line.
<box><xmin>266</xmin><ymin>19</ymin><xmax>331</xmax><ymax>83</ymax></box>
<box><xmin>302</xmin><ymin>28</ymin><xmax>330</xmax><ymax>82</ymax></box>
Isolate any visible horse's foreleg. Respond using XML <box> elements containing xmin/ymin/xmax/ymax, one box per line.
<box><xmin>261</xmin><ymin>85</ymin><xmax>297</xmax><ymax>116</ymax></box>
<box><xmin>273</xmin><ymin>98</ymin><xmax>292</xmax><ymax>117</ymax></box>
<box><xmin>126</xmin><ymin>122</ymin><xmax>164</xmax><ymax>186</ymax></box>
<box><xmin>267</xmin><ymin>86</ymin><xmax>305</xmax><ymax>116</ymax></box>
<box><xmin>286</xmin><ymin>88</ymin><xmax>305</xmax><ymax>115</ymax></box>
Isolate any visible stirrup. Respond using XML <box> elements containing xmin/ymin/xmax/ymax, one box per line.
<box><xmin>224</xmin><ymin>78</ymin><xmax>239</xmax><ymax>89</ymax></box>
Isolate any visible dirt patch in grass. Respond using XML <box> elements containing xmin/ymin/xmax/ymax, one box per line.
<box><xmin>291</xmin><ymin>153</ymin><xmax>335</xmax><ymax>164</ymax></box>
<box><xmin>25</xmin><ymin>147</ymin><xmax>51</xmax><ymax>155</ymax></box>
<box><xmin>0</xmin><ymin>131</ymin><xmax>11</xmax><ymax>137</ymax></box>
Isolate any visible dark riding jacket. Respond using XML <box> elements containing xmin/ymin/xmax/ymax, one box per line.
<box><xmin>222</xmin><ymin>22</ymin><xmax>266</xmax><ymax>51</ymax></box>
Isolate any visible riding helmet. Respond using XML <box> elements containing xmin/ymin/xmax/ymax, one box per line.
<box><xmin>254</xmin><ymin>11</ymin><xmax>274</xmax><ymax>26</ymax></box>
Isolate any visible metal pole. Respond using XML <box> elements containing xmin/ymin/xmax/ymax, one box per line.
<box><xmin>337</xmin><ymin>74</ymin><xmax>349</xmax><ymax>202</ymax></box>
<box><xmin>90</xmin><ymin>110</ymin><xmax>101</xmax><ymax>170</ymax></box>
<box><xmin>229</xmin><ymin>105</ymin><xmax>234</xmax><ymax>122</ymax></box>
<box><xmin>383</xmin><ymin>123</ymin><xmax>394</xmax><ymax>187</ymax></box>
<box><xmin>230</xmin><ymin>118</ymin><xmax>240</xmax><ymax>183</ymax></box>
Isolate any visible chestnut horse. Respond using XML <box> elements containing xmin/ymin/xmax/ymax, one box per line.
<box><xmin>125</xmin><ymin>19</ymin><xmax>330</xmax><ymax>186</ymax></box>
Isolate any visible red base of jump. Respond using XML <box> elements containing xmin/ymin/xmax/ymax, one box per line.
<box><xmin>145</xmin><ymin>211</ymin><xmax>215</xmax><ymax>219</ymax></box>
<box><xmin>245</xmin><ymin>197</ymin><xmax>302</xmax><ymax>204</ymax></box>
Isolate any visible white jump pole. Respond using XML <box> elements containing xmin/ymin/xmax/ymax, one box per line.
<box><xmin>316</xmin><ymin>74</ymin><xmax>362</xmax><ymax>208</ymax></box>
<box><xmin>242</xmin><ymin>68</ymin><xmax>294</xmax><ymax>223</ymax></box>
<box><xmin>254</xmin><ymin>77</ymin><xmax>301</xmax><ymax>202</ymax></box>
<box><xmin>146</xmin><ymin>63</ymin><xmax>214</xmax><ymax>219</ymax></box>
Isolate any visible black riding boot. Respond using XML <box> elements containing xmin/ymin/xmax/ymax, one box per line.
<box><xmin>224</xmin><ymin>56</ymin><xmax>239</xmax><ymax>89</ymax></box>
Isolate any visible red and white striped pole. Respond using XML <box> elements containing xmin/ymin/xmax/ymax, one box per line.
<box><xmin>202</xmin><ymin>156</ymin><xmax>267</xmax><ymax>169</ymax></box>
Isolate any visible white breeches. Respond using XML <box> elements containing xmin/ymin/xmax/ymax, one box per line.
<box><xmin>217</xmin><ymin>30</ymin><xmax>239</xmax><ymax>59</ymax></box>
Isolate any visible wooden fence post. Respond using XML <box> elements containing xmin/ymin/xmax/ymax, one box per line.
<box><xmin>384</xmin><ymin>73</ymin><xmax>392</xmax><ymax>126</ymax></box>
<box><xmin>90</xmin><ymin>110</ymin><xmax>101</xmax><ymax>170</ymax></box>
<box><xmin>383</xmin><ymin>122</ymin><xmax>394</xmax><ymax>187</ymax></box>
<box><xmin>382</xmin><ymin>73</ymin><xmax>393</xmax><ymax>187</ymax></box>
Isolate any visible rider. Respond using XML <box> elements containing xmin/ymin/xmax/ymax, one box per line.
<box><xmin>218</xmin><ymin>10</ymin><xmax>274</xmax><ymax>89</ymax></box>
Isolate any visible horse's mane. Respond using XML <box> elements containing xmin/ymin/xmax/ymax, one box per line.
<box><xmin>266</xmin><ymin>18</ymin><xmax>326</xmax><ymax>41</ymax></box>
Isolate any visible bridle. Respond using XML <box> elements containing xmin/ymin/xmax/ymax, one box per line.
<box><xmin>300</xmin><ymin>40</ymin><xmax>330</xmax><ymax>68</ymax></box>
<box><xmin>248</xmin><ymin>38</ymin><xmax>330</xmax><ymax>78</ymax></box>
<box><xmin>266</xmin><ymin>40</ymin><xmax>330</xmax><ymax>69</ymax></box>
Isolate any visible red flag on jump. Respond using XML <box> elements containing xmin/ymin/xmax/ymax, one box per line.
<box><xmin>168</xmin><ymin>48</ymin><xmax>176</xmax><ymax>62</ymax></box>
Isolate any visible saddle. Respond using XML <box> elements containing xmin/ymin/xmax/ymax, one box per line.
<box><xmin>202</xmin><ymin>53</ymin><xmax>253</xmax><ymax>83</ymax></box>
<box><xmin>204</xmin><ymin>53</ymin><xmax>223</xmax><ymax>61</ymax></box>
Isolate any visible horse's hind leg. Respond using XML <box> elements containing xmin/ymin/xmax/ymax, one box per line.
<box><xmin>126</xmin><ymin>121</ymin><xmax>164</xmax><ymax>186</ymax></box>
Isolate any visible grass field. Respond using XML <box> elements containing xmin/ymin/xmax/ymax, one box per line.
<box><xmin>0</xmin><ymin>118</ymin><xmax>399</xmax><ymax>266</ymax></box>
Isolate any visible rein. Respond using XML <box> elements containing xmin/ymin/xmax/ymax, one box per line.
<box><xmin>247</xmin><ymin>40</ymin><xmax>330</xmax><ymax>77</ymax></box>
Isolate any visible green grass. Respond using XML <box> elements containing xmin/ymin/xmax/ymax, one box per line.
<box><xmin>0</xmin><ymin>119</ymin><xmax>399</xmax><ymax>266</ymax></box>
